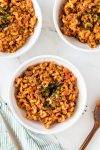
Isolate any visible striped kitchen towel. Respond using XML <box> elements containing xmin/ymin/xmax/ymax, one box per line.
<box><xmin>0</xmin><ymin>100</ymin><xmax>63</xmax><ymax>150</ymax></box>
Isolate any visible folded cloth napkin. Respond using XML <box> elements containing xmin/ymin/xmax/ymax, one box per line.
<box><xmin>0</xmin><ymin>100</ymin><xmax>63</xmax><ymax>150</ymax></box>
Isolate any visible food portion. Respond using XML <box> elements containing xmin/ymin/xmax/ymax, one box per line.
<box><xmin>15</xmin><ymin>62</ymin><xmax>78</xmax><ymax>128</ymax></box>
<box><xmin>60</xmin><ymin>0</ymin><xmax>100</xmax><ymax>48</ymax></box>
<box><xmin>0</xmin><ymin>0</ymin><xmax>37</xmax><ymax>53</ymax></box>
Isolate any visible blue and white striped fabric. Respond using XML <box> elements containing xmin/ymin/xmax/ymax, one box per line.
<box><xmin>0</xmin><ymin>100</ymin><xmax>63</xmax><ymax>150</ymax></box>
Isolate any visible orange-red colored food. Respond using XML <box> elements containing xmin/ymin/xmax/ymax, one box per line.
<box><xmin>15</xmin><ymin>62</ymin><xmax>78</xmax><ymax>128</ymax></box>
<box><xmin>60</xmin><ymin>0</ymin><xmax>100</xmax><ymax>48</ymax></box>
<box><xmin>0</xmin><ymin>0</ymin><xmax>37</xmax><ymax>53</ymax></box>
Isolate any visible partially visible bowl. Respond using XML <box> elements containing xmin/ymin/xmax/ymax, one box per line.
<box><xmin>0</xmin><ymin>0</ymin><xmax>42</xmax><ymax>59</ymax></box>
<box><xmin>53</xmin><ymin>0</ymin><xmax>100</xmax><ymax>52</ymax></box>
<box><xmin>9</xmin><ymin>55</ymin><xmax>87</xmax><ymax>134</ymax></box>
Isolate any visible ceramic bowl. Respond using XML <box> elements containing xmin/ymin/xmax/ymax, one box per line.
<box><xmin>0</xmin><ymin>0</ymin><xmax>42</xmax><ymax>59</ymax></box>
<box><xmin>9</xmin><ymin>55</ymin><xmax>87</xmax><ymax>134</ymax></box>
<box><xmin>53</xmin><ymin>0</ymin><xmax>100</xmax><ymax>52</ymax></box>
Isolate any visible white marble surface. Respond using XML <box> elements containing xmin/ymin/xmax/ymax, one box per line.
<box><xmin>0</xmin><ymin>0</ymin><xmax>100</xmax><ymax>150</ymax></box>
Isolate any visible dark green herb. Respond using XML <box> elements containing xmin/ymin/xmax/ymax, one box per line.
<box><xmin>43</xmin><ymin>102</ymin><xmax>54</xmax><ymax>110</ymax></box>
<box><xmin>51</xmin><ymin>92</ymin><xmax>56</xmax><ymax>97</ymax></box>
<box><xmin>0</xmin><ymin>6</ymin><xmax>11</xmax><ymax>29</ymax></box>
<box><xmin>5</xmin><ymin>6</ymin><xmax>10</xmax><ymax>12</ymax></box>
<box><xmin>5</xmin><ymin>13</ymin><xmax>10</xmax><ymax>17</ymax></box>
<box><xmin>41</xmin><ymin>88</ymin><xmax>50</xmax><ymax>98</ymax></box>
<box><xmin>0</xmin><ymin>6</ymin><xmax>9</xmax><ymax>14</ymax></box>
<box><xmin>0</xmin><ymin>13</ymin><xmax>10</xmax><ymax>20</ymax></box>
<box><xmin>57</xmin><ymin>84</ymin><xmax>62</xmax><ymax>90</ymax></box>
<box><xmin>84</xmin><ymin>27</ymin><xmax>91</xmax><ymax>30</ymax></box>
<box><xmin>0</xmin><ymin>20</ymin><xmax>10</xmax><ymax>29</ymax></box>
<box><xmin>0</xmin><ymin>6</ymin><xmax>4</xmax><ymax>13</ymax></box>
<box><xmin>0</xmin><ymin>15</ymin><xmax>4</xmax><ymax>20</ymax></box>
<box><xmin>41</xmin><ymin>82</ymin><xmax>62</xmax><ymax>99</ymax></box>
<box><xmin>51</xmin><ymin>84</ymin><xmax>62</xmax><ymax>97</ymax></box>
<box><xmin>93</xmin><ymin>15</ymin><xmax>100</xmax><ymax>25</ymax></box>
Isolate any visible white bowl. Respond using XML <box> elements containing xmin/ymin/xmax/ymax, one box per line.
<box><xmin>9</xmin><ymin>55</ymin><xmax>87</xmax><ymax>134</ymax></box>
<box><xmin>53</xmin><ymin>0</ymin><xmax>100</xmax><ymax>52</ymax></box>
<box><xmin>0</xmin><ymin>0</ymin><xmax>42</xmax><ymax>59</ymax></box>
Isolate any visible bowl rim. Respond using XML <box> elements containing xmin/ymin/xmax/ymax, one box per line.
<box><xmin>0</xmin><ymin>0</ymin><xmax>42</xmax><ymax>59</ymax></box>
<box><xmin>53</xmin><ymin>0</ymin><xmax>100</xmax><ymax>53</ymax></box>
<box><xmin>9</xmin><ymin>55</ymin><xmax>87</xmax><ymax>134</ymax></box>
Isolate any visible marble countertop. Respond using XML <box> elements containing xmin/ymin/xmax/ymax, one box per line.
<box><xmin>0</xmin><ymin>0</ymin><xmax>100</xmax><ymax>150</ymax></box>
